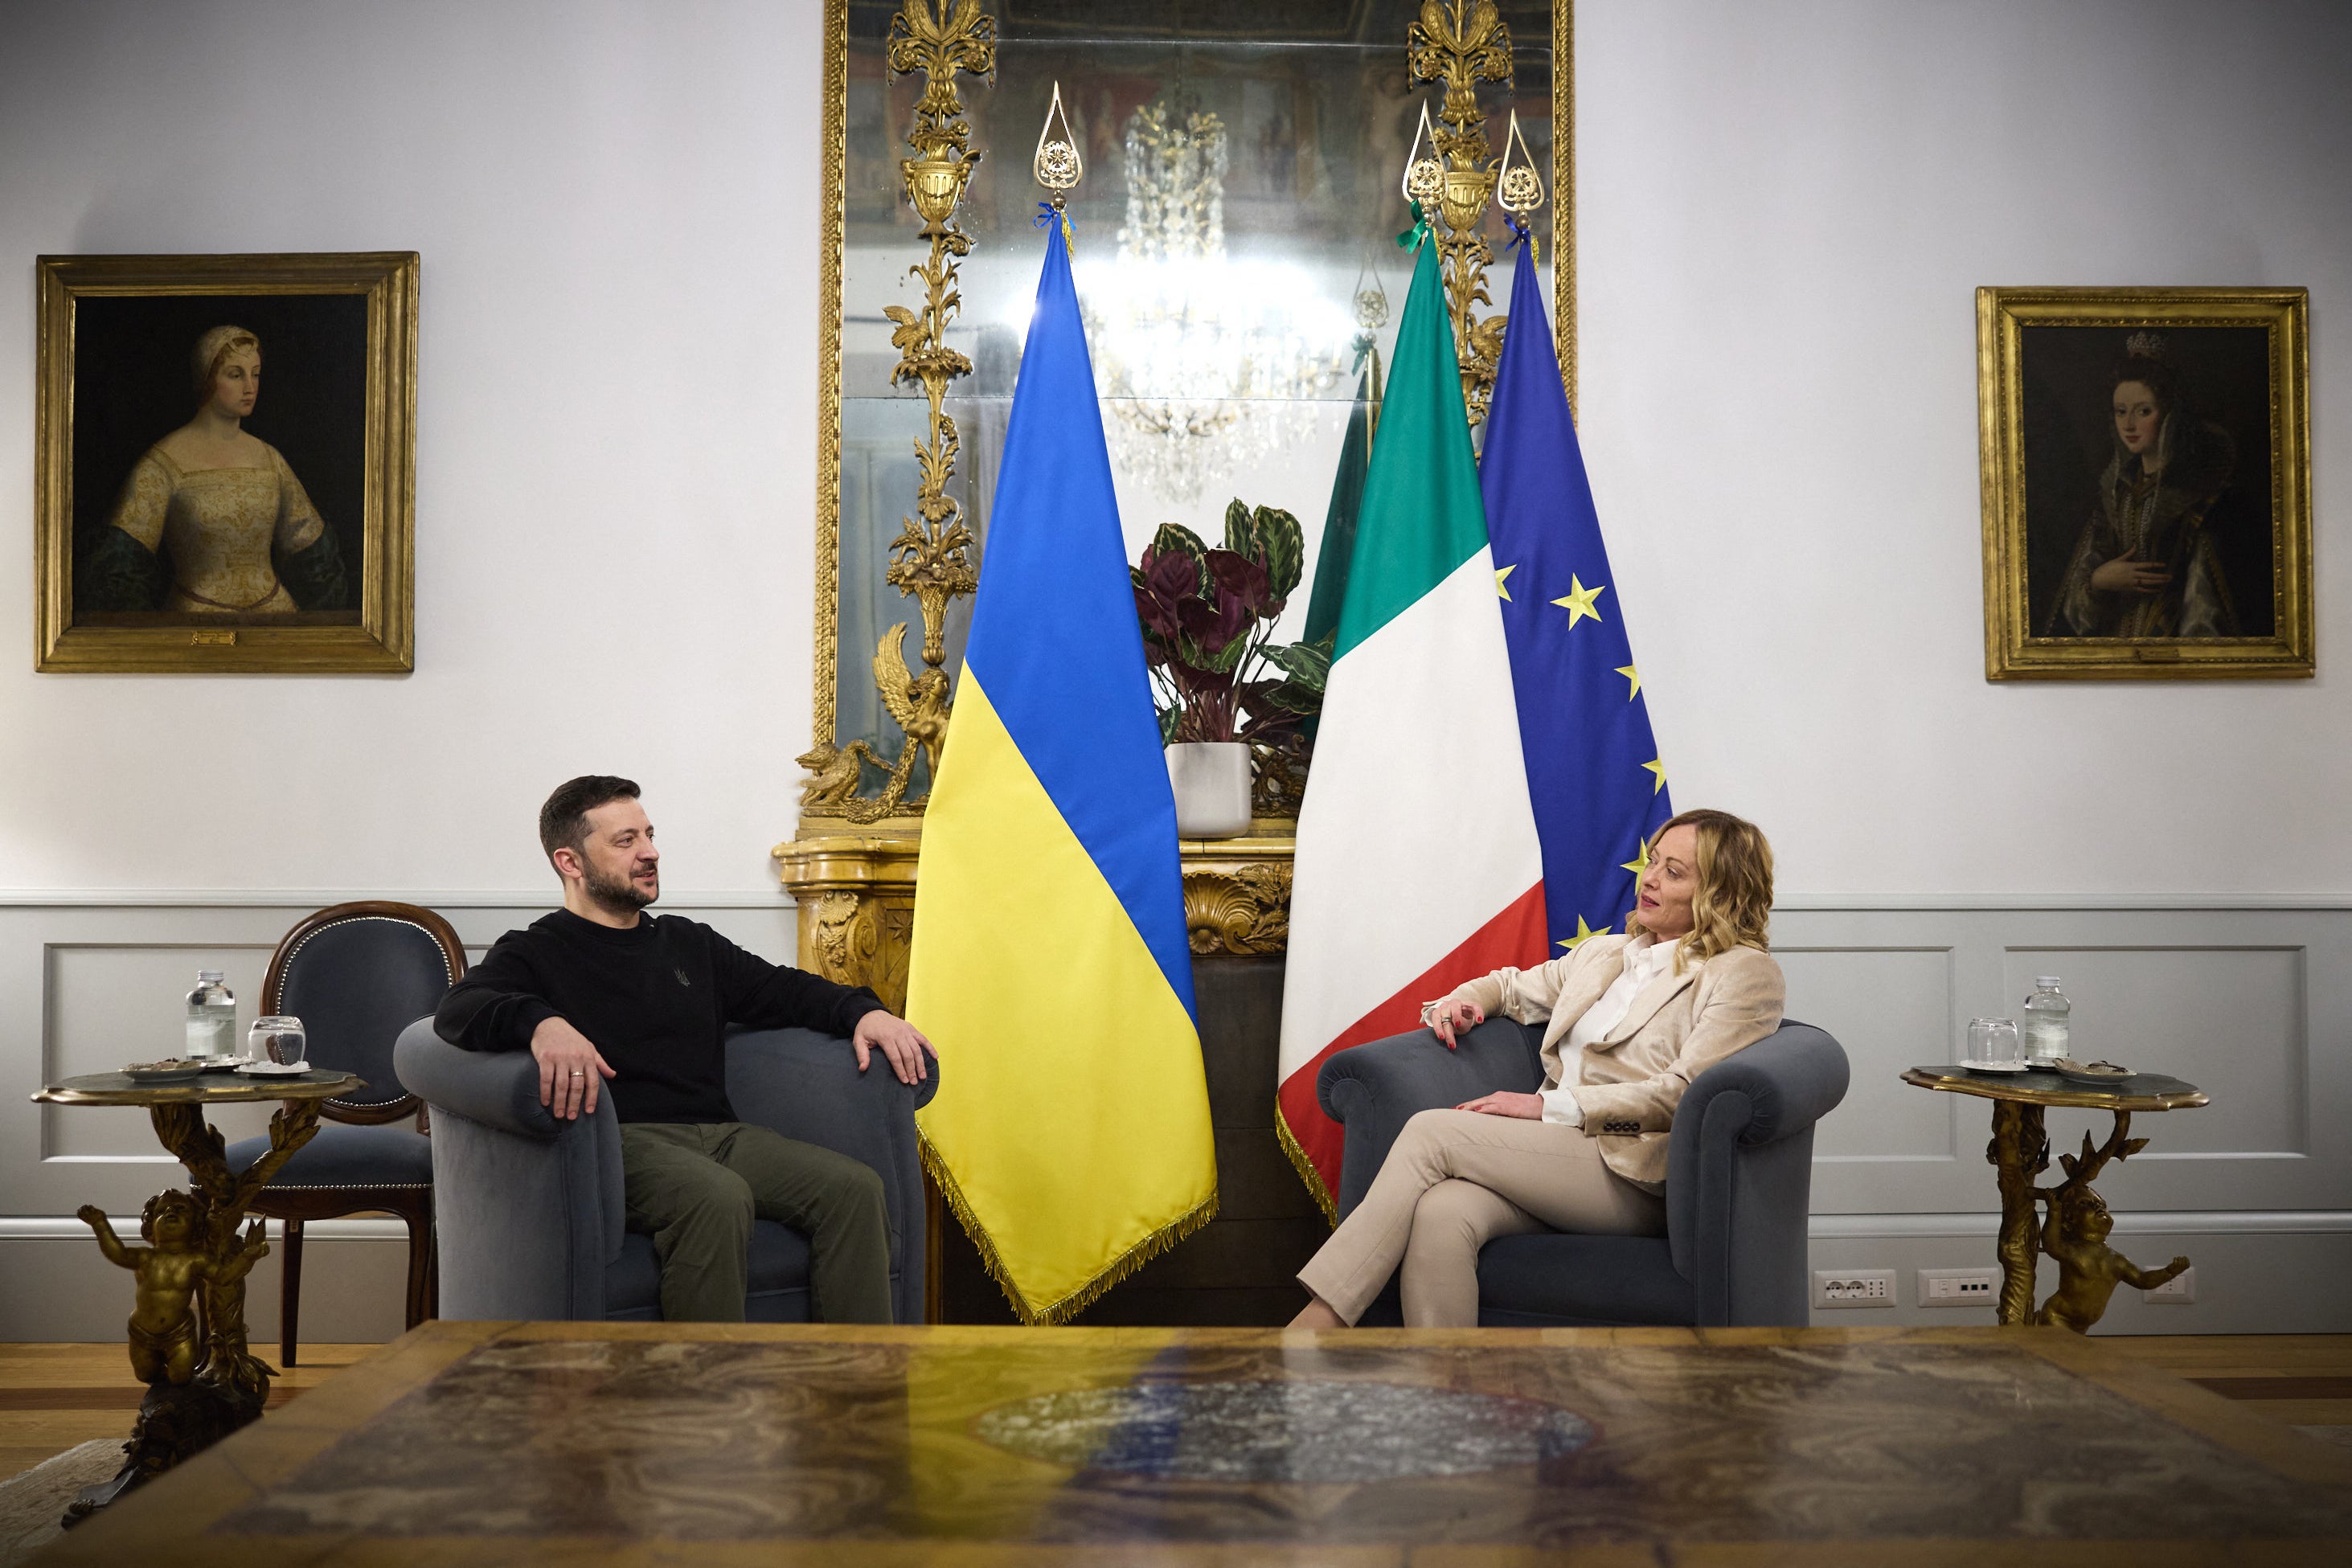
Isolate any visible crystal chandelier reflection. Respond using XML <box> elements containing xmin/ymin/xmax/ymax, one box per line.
<box><xmin>1082</xmin><ymin>101</ymin><xmax>1353</xmax><ymax>506</ymax></box>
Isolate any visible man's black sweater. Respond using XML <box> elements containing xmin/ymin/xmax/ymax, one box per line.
<box><xmin>434</xmin><ymin>909</ymin><xmax>883</xmax><ymax>1125</ymax></box>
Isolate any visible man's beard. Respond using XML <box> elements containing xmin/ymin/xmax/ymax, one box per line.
<box><xmin>583</xmin><ymin>861</ymin><xmax>657</xmax><ymax>914</ymax></box>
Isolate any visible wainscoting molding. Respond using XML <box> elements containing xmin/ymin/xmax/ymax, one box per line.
<box><xmin>2</xmin><ymin>895</ymin><xmax>2346</xmax><ymax>1337</ymax></box>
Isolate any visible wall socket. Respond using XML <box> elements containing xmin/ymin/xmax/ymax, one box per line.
<box><xmin>2145</xmin><ymin>1266</ymin><xmax>2197</xmax><ymax>1304</ymax></box>
<box><xmin>1917</xmin><ymin>1267</ymin><xmax>2002</xmax><ymax>1308</ymax></box>
<box><xmin>1813</xmin><ymin>1269</ymin><xmax>1895</xmax><ymax>1308</ymax></box>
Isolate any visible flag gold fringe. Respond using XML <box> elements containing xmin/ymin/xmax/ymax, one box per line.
<box><xmin>1274</xmin><ymin>1103</ymin><xmax>1338</xmax><ymax>1226</ymax></box>
<box><xmin>919</xmin><ymin>1130</ymin><xmax>1218</xmax><ymax>1326</ymax></box>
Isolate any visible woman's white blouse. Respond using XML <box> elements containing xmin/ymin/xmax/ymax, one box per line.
<box><xmin>1537</xmin><ymin>935</ymin><xmax>1684</xmax><ymax>1126</ymax></box>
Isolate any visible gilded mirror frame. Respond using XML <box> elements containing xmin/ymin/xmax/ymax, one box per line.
<box><xmin>804</xmin><ymin>0</ymin><xmax>1576</xmax><ymax>761</ymax></box>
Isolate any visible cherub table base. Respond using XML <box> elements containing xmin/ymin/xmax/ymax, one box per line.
<box><xmin>1904</xmin><ymin>1066</ymin><xmax>2208</xmax><ymax>1331</ymax></box>
<box><xmin>29</xmin><ymin>1070</ymin><xmax>361</xmax><ymax>1525</ymax></box>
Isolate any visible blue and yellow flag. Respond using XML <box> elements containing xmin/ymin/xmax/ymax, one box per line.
<box><xmin>905</xmin><ymin>222</ymin><xmax>1215</xmax><ymax>1324</ymax></box>
<box><xmin>1481</xmin><ymin>237</ymin><xmax>1674</xmax><ymax>952</ymax></box>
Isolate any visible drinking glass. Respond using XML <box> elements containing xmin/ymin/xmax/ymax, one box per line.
<box><xmin>1966</xmin><ymin>1017</ymin><xmax>2023</xmax><ymax>1070</ymax></box>
<box><xmin>247</xmin><ymin>1016</ymin><xmax>307</xmax><ymax>1067</ymax></box>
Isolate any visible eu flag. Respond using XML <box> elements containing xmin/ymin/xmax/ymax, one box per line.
<box><xmin>1480</xmin><ymin>239</ymin><xmax>1674</xmax><ymax>952</ymax></box>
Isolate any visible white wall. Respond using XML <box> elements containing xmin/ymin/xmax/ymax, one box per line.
<box><xmin>1579</xmin><ymin>0</ymin><xmax>2351</xmax><ymax>899</ymax></box>
<box><xmin>0</xmin><ymin>0</ymin><xmax>826</xmax><ymax>899</ymax></box>
<box><xmin>0</xmin><ymin>1</ymin><xmax>2347</xmax><ymax>1336</ymax></box>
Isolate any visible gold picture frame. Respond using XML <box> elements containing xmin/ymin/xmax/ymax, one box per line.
<box><xmin>35</xmin><ymin>252</ymin><xmax>418</xmax><ymax>673</ymax></box>
<box><xmin>1977</xmin><ymin>285</ymin><xmax>2310</xmax><ymax>681</ymax></box>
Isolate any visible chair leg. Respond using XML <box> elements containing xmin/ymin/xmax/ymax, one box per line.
<box><xmin>281</xmin><ymin>1218</ymin><xmax>305</xmax><ymax>1367</ymax></box>
<box><xmin>403</xmin><ymin>1202</ymin><xmax>432</xmax><ymax>1332</ymax></box>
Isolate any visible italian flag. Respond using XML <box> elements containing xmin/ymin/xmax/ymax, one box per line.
<box><xmin>1276</xmin><ymin>223</ymin><xmax>1547</xmax><ymax>1214</ymax></box>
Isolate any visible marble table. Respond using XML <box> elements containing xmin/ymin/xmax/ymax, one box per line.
<box><xmin>31</xmin><ymin>1321</ymin><xmax>2352</xmax><ymax>1563</ymax></box>
<box><xmin>30</xmin><ymin>1067</ymin><xmax>360</xmax><ymax>1522</ymax></box>
<box><xmin>1903</xmin><ymin>1064</ymin><xmax>2209</xmax><ymax>1331</ymax></box>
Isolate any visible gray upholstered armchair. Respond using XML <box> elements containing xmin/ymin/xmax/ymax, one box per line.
<box><xmin>394</xmin><ymin>1020</ymin><xmax>934</xmax><ymax>1324</ymax></box>
<box><xmin>1317</xmin><ymin>1018</ymin><xmax>1847</xmax><ymax>1327</ymax></box>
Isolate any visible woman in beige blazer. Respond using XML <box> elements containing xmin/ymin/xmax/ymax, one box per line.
<box><xmin>1292</xmin><ymin>808</ymin><xmax>1784</xmax><ymax>1329</ymax></box>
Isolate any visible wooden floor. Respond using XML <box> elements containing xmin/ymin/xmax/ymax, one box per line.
<box><xmin>10</xmin><ymin>1325</ymin><xmax>2352</xmax><ymax>1564</ymax></box>
<box><xmin>0</xmin><ymin>1342</ymin><xmax>375</xmax><ymax>1479</ymax></box>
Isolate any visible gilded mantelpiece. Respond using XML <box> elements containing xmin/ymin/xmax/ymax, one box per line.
<box><xmin>775</xmin><ymin>822</ymin><xmax>1297</xmax><ymax>1011</ymax></box>
<box><xmin>778</xmin><ymin>0</ymin><xmax>1571</xmax><ymax>988</ymax></box>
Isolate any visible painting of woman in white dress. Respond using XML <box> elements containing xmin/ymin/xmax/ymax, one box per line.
<box><xmin>37</xmin><ymin>252</ymin><xmax>415</xmax><ymax>673</ymax></box>
<box><xmin>78</xmin><ymin>323</ymin><xmax>350</xmax><ymax>616</ymax></box>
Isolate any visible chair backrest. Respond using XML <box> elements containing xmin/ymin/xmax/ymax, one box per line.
<box><xmin>267</xmin><ymin>902</ymin><xmax>466</xmax><ymax>1124</ymax></box>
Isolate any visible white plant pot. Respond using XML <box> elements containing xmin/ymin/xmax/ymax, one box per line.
<box><xmin>1166</xmin><ymin>741</ymin><xmax>1253</xmax><ymax>839</ymax></box>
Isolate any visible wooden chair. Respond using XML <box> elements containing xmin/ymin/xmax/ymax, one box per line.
<box><xmin>225</xmin><ymin>901</ymin><xmax>465</xmax><ymax>1363</ymax></box>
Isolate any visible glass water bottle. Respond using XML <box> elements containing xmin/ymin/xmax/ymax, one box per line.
<box><xmin>2021</xmin><ymin>976</ymin><xmax>2071</xmax><ymax>1066</ymax></box>
<box><xmin>184</xmin><ymin>970</ymin><xmax>236</xmax><ymax>1061</ymax></box>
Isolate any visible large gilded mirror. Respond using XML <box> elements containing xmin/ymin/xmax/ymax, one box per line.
<box><xmin>781</xmin><ymin>1</ymin><xmax>1570</xmax><ymax>1006</ymax></box>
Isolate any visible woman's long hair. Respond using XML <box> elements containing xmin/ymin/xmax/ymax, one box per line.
<box><xmin>1627</xmin><ymin>808</ymin><xmax>1774</xmax><ymax>968</ymax></box>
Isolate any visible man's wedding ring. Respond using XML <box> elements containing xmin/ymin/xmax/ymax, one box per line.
<box><xmin>568</xmin><ymin>1070</ymin><xmax>584</xmax><ymax>1077</ymax></box>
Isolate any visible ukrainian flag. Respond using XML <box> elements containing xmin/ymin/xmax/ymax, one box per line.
<box><xmin>905</xmin><ymin>221</ymin><xmax>1215</xmax><ymax>1324</ymax></box>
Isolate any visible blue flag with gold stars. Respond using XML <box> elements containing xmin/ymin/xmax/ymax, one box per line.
<box><xmin>1480</xmin><ymin>239</ymin><xmax>1673</xmax><ymax>953</ymax></box>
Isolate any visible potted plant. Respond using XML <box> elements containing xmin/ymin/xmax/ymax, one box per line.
<box><xmin>1132</xmin><ymin>499</ymin><xmax>1330</xmax><ymax>837</ymax></box>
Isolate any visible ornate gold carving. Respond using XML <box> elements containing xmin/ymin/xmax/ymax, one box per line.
<box><xmin>812</xmin><ymin>0</ymin><xmax>848</xmax><ymax>751</ymax></box>
<box><xmin>805</xmin><ymin>0</ymin><xmax>995</xmax><ymax>818</ymax></box>
<box><xmin>1914</xmin><ymin>1067</ymin><xmax>2205</xmax><ymax>1332</ymax></box>
<box><xmin>809</xmin><ymin>890</ymin><xmax>911</xmax><ymax>1013</ymax></box>
<box><xmin>1183</xmin><ymin>862</ymin><xmax>1293</xmax><ymax>956</ymax></box>
<box><xmin>1033</xmin><ymin>80</ymin><xmax>1083</xmax><ymax>204</ymax></box>
<box><xmin>1249</xmin><ymin>735</ymin><xmax>1309</xmax><ymax>818</ymax></box>
<box><xmin>883</xmin><ymin>0</ymin><xmax>991</xmax><ymax>675</ymax></box>
<box><xmin>59</xmin><ymin>1093</ymin><xmax>326</xmax><ymax>1517</ymax></box>
<box><xmin>1407</xmin><ymin>0</ymin><xmax>1513</xmax><ymax>424</ymax></box>
<box><xmin>1987</xmin><ymin>1099</ymin><xmax>2049</xmax><ymax>1325</ymax></box>
<box><xmin>2033</xmin><ymin>1113</ymin><xmax>2190</xmax><ymax>1331</ymax></box>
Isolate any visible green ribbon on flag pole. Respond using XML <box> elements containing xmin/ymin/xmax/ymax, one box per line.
<box><xmin>1395</xmin><ymin>199</ymin><xmax>1431</xmax><ymax>252</ymax></box>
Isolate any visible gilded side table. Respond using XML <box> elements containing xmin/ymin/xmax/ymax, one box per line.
<box><xmin>30</xmin><ymin>1069</ymin><xmax>360</xmax><ymax>1522</ymax></box>
<box><xmin>1901</xmin><ymin>1066</ymin><xmax>2207</xmax><ymax>1332</ymax></box>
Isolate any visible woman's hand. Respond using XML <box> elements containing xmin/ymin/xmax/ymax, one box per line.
<box><xmin>1455</xmin><ymin>1091</ymin><xmax>1543</xmax><ymax>1119</ymax></box>
<box><xmin>2090</xmin><ymin>550</ymin><xmax>2170</xmax><ymax>596</ymax></box>
<box><xmin>1429</xmin><ymin>997</ymin><xmax>1485</xmax><ymax>1050</ymax></box>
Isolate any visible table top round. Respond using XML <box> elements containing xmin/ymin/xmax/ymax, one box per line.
<box><xmin>31</xmin><ymin>1069</ymin><xmax>363</xmax><ymax>1107</ymax></box>
<box><xmin>1902</xmin><ymin>1064</ymin><xmax>2207</xmax><ymax>1112</ymax></box>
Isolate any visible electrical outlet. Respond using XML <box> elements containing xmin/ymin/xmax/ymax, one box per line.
<box><xmin>1813</xmin><ymin>1270</ymin><xmax>1895</xmax><ymax>1308</ymax></box>
<box><xmin>2145</xmin><ymin>1266</ymin><xmax>2196</xmax><ymax>1304</ymax></box>
<box><xmin>1916</xmin><ymin>1267</ymin><xmax>2002</xmax><ymax>1308</ymax></box>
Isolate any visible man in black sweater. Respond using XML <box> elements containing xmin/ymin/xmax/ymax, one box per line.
<box><xmin>435</xmin><ymin>775</ymin><xmax>933</xmax><ymax>1323</ymax></box>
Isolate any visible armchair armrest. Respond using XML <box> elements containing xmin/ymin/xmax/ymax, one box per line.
<box><xmin>394</xmin><ymin>1017</ymin><xmax>624</xmax><ymax>1320</ymax></box>
<box><xmin>1317</xmin><ymin>1018</ymin><xmax>1545</xmax><ymax>1219</ymax></box>
<box><xmin>724</xmin><ymin>1026</ymin><xmax>940</xmax><ymax>1325</ymax></box>
<box><xmin>393</xmin><ymin>1018</ymin><xmax>560</xmax><ymax>1139</ymax></box>
<box><xmin>1666</xmin><ymin>1020</ymin><xmax>1850</xmax><ymax>1324</ymax></box>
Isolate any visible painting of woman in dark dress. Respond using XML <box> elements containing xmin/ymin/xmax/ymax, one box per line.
<box><xmin>2044</xmin><ymin>335</ymin><xmax>2243</xmax><ymax>640</ymax></box>
<box><xmin>1978</xmin><ymin>286</ymin><xmax>2309</xmax><ymax>681</ymax></box>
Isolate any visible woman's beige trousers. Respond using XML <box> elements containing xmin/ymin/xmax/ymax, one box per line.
<box><xmin>1297</xmin><ymin>1107</ymin><xmax>1666</xmax><ymax>1327</ymax></box>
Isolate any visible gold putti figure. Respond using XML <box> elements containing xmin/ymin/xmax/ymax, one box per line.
<box><xmin>78</xmin><ymin>1192</ymin><xmax>266</xmax><ymax>1387</ymax></box>
<box><xmin>82</xmin><ymin>325</ymin><xmax>348</xmax><ymax>615</ymax></box>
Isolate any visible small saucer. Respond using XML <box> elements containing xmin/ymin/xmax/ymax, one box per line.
<box><xmin>123</xmin><ymin>1061</ymin><xmax>205</xmax><ymax>1084</ymax></box>
<box><xmin>233</xmin><ymin>1060</ymin><xmax>313</xmax><ymax>1077</ymax></box>
<box><xmin>1957</xmin><ymin>1060</ymin><xmax>2030</xmax><ymax>1075</ymax></box>
<box><xmin>2056</xmin><ymin>1065</ymin><xmax>2132</xmax><ymax>1087</ymax></box>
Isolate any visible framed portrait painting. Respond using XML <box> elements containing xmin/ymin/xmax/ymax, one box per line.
<box><xmin>1977</xmin><ymin>286</ymin><xmax>2310</xmax><ymax>681</ymax></box>
<box><xmin>34</xmin><ymin>252</ymin><xmax>416</xmax><ymax>673</ymax></box>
